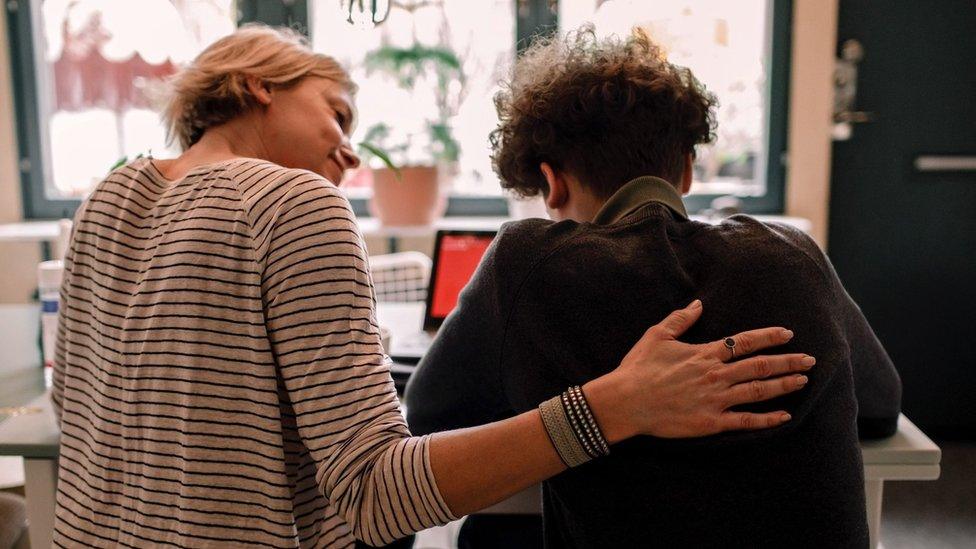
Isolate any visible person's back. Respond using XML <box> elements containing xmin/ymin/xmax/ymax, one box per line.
<box><xmin>497</xmin><ymin>204</ymin><xmax>883</xmax><ymax>547</ymax></box>
<box><xmin>407</xmin><ymin>180</ymin><xmax>900</xmax><ymax>547</ymax></box>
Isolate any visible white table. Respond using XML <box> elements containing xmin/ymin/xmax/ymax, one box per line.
<box><xmin>0</xmin><ymin>373</ymin><xmax>57</xmax><ymax>549</ymax></box>
<box><xmin>0</xmin><ymin>302</ymin><xmax>940</xmax><ymax>549</ymax></box>
<box><xmin>0</xmin><ymin>389</ymin><xmax>941</xmax><ymax>549</ymax></box>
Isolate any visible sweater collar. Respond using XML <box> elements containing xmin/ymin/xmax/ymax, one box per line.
<box><xmin>592</xmin><ymin>176</ymin><xmax>688</xmax><ymax>225</ymax></box>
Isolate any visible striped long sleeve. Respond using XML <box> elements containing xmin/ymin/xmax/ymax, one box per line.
<box><xmin>52</xmin><ymin>158</ymin><xmax>455</xmax><ymax>549</ymax></box>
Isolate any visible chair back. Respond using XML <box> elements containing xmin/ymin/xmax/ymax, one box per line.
<box><xmin>368</xmin><ymin>251</ymin><xmax>432</xmax><ymax>303</ymax></box>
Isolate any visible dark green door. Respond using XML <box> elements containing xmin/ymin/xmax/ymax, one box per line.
<box><xmin>828</xmin><ymin>0</ymin><xmax>976</xmax><ymax>438</ymax></box>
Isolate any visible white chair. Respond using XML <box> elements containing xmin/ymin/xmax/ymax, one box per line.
<box><xmin>368</xmin><ymin>251</ymin><xmax>432</xmax><ymax>303</ymax></box>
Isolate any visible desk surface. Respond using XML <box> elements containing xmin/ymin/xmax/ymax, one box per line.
<box><xmin>0</xmin><ymin>387</ymin><xmax>941</xmax><ymax>471</ymax></box>
<box><xmin>0</xmin><ymin>391</ymin><xmax>942</xmax><ymax>473</ymax></box>
<box><xmin>0</xmin><ymin>390</ymin><xmax>58</xmax><ymax>459</ymax></box>
<box><xmin>1</xmin><ymin>302</ymin><xmax>940</xmax><ymax>472</ymax></box>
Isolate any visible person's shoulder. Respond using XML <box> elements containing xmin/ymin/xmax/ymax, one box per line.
<box><xmin>700</xmin><ymin>214</ymin><xmax>811</xmax><ymax>251</ymax></box>
<box><xmin>497</xmin><ymin>216</ymin><xmax>560</xmax><ymax>245</ymax></box>
<box><xmin>460</xmin><ymin>218</ymin><xmax>573</xmax><ymax>298</ymax></box>
<box><xmin>713</xmin><ymin>214</ymin><xmax>815</xmax><ymax>246</ymax></box>
<box><xmin>231</xmin><ymin>161</ymin><xmax>352</xmax><ymax>215</ymax></box>
<box><xmin>490</xmin><ymin>217</ymin><xmax>584</xmax><ymax>267</ymax></box>
<box><xmin>224</xmin><ymin>159</ymin><xmax>338</xmax><ymax>194</ymax></box>
<box><xmin>709</xmin><ymin>214</ymin><xmax>832</xmax><ymax>281</ymax></box>
<box><xmin>94</xmin><ymin>156</ymin><xmax>159</xmax><ymax>191</ymax></box>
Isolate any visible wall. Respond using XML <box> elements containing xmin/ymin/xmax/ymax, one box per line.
<box><xmin>784</xmin><ymin>0</ymin><xmax>838</xmax><ymax>248</ymax></box>
<box><xmin>0</xmin><ymin>6</ymin><xmax>42</xmax><ymax>304</ymax></box>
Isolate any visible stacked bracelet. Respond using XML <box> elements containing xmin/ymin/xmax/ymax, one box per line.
<box><xmin>539</xmin><ymin>385</ymin><xmax>611</xmax><ymax>468</ymax></box>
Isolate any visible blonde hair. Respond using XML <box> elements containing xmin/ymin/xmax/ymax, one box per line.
<box><xmin>162</xmin><ymin>24</ymin><xmax>354</xmax><ymax>150</ymax></box>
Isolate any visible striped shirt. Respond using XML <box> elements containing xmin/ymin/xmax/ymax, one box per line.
<box><xmin>51</xmin><ymin>157</ymin><xmax>456</xmax><ymax>548</ymax></box>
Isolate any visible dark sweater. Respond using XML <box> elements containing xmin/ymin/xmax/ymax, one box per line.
<box><xmin>405</xmin><ymin>177</ymin><xmax>901</xmax><ymax>548</ymax></box>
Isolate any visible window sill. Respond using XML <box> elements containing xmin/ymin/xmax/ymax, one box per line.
<box><xmin>355</xmin><ymin>214</ymin><xmax>811</xmax><ymax>237</ymax></box>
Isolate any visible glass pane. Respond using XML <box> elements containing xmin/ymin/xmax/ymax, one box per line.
<box><xmin>310</xmin><ymin>0</ymin><xmax>515</xmax><ymax>199</ymax></box>
<box><xmin>561</xmin><ymin>0</ymin><xmax>771</xmax><ymax>197</ymax></box>
<box><xmin>33</xmin><ymin>0</ymin><xmax>237</xmax><ymax>199</ymax></box>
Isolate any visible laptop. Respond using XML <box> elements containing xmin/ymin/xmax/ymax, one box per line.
<box><xmin>387</xmin><ymin>229</ymin><xmax>497</xmax><ymax>363</ymax></box>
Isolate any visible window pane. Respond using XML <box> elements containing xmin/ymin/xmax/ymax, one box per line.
<box><xmin>310</xmin><ymin>0</ymin><xmax>515</xmax><ymax>199</ymax></box>
<box><xmin>561</xmin><ymin>0</ymin><xmax>771</xmax><ymax>197</ymax></box>
<box><xmin>33</xmin><ymin>0</ymin><xmax>237</xmax><ymax>199</ymax></box>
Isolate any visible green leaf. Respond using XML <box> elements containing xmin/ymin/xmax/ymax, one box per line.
<box><xmin>110</xmin><ymin>155</ymin><xmax>129</xmax><ymax>172</ymax></box>
<box><xmin>428</xmin><ymin>123</ymin><xmax>460</xmax><ymax>163</ymax></box>
<box><xmin>358</xmin><ymin>142</ymin><xmax>402</xmax><ymax>181</ymax></box>
<box><xmin>109</xmin><ymin>152</ymin><xmax>145</xmax><ymax>174</ymax></box>
<box><xmin>362</xmin><ymin>41</ymin><xmax>465</xmax><ymax>167</ymax></box>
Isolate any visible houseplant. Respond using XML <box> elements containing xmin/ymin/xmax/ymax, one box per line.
<box><xmin>357</xmin><ymin>42</ymin><xmax>465</xmax><ymax>226</ymax></box>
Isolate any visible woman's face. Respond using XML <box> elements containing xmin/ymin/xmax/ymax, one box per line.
<box><xmin>259</xmin><ymin>76</ymin><xmax>360</xmax><ymax>184</ymax></box>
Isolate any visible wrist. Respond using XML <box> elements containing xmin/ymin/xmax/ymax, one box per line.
<box><xmin>581</xmin><ymin>373</ymin><xmax>637</xmax><ymax>444</ymax></box>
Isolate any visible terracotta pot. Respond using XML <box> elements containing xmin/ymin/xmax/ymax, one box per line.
<box><xmin>368</xmin><ymin>166</ymin><xmax>448</xmax><ymax>226</ymax></box>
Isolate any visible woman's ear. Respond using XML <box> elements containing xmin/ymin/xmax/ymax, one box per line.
<box><xmin>541</xmin><ymin>162</ymin><xmax>567</xmax><ymax>210</ymax></box>
<box><xmin>245</xmin><ymin>76</ymin><xmax>273</xmax><ymax>106</ymax></box>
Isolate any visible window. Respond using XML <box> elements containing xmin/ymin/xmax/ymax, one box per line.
<box><xmin>310</xmin><ymin>0</ymin><xmax>526</xmax><ymax>216</ymax></box>
<box><xmin>6</xmin><ymin>0</ymin><xmax>304</xmax><ymax>218</ymax></box>
<box><xmin>560</xmin><ymin>0</ymin><xmax>791</xmax><ymax>213</ymax></box>
<box><xmin>7</xmin><ymin>0</ymin><xmax>243</xmax><ymax>218</ymax></box>
<box><xmin>7</xmin><ymin>0</ymin><xmax>789</xmax><ymax>219</ymax></box>
<box><xmin>310</xmin><ymin>0</ymin><xmax>515</xmax><ymax>199</ymax></box>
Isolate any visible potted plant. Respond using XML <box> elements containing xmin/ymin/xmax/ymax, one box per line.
<box><xmin>357</xmin><ymin>42</ymin><xmax>465</xmax><ymax>226</ymax></box>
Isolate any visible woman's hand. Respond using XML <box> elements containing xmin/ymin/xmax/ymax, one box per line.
<box><xmin>584</xmin><ymin>300</ymin><xmax>815</xmax><ymax>442</ymax></box>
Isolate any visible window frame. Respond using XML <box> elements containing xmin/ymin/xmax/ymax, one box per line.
<box><xmin>682</xmin><ymin>0</ymin><xmax>793</xmax><ymax>215</ymax></box>
<box><xmin>6</xmin><ymin>0</ymin><xmax>791</xmax><ymax>220</ymax></box>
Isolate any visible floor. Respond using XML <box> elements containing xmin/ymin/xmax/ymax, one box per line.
<box><xmin>414</xmin><ymin>441</ymin><xmax>976</xmax><ymax>549</ymax></box>
<box><xmin>880</xmin><ymin>441</ymin><xmax>976</xmax><ymax>549</ymax></box>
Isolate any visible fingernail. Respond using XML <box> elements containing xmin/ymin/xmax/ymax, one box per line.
<box><xmin>780</xmin><ymin>329</ymin><xmax>794</xmax><ymax>339</ymax></box>
<box><xmin>796</xmin><ymin>375</ymin><xmax>808</xmax><ymax>387</ymax></box>
<box><xmin>688</xmin><ymin>299</ymin><xmax>702</xmax><ymax>309</ymax></box>
<box><xmin>780</xmin><ymin>413</ymin><xmax>792</xmax><ymax>422</ymax></box>
<box><xmin>801</xmin><ymin>355</ymin><xmax>816</xmax><ymax>367</ymax></box>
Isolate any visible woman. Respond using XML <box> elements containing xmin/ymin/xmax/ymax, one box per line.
<box><xmin>51</xmin><ymin>25</ymin><xmax>812</xmax><ymax>548</ymax></box>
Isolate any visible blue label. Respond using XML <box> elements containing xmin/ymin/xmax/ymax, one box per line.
<box><xmin>41</xmin><ymin>300</ymin><xmax>59</xmax><ymax>313</ymax></box>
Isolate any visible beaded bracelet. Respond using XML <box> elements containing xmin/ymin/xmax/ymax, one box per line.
<box><xmin>570</xmin><ymin>386</ymin><xmax>610</xmax><ymax>456</ymax></box>
<box><xmin>539</xmin><ymin>385</ymin><xmax>611</xmax><ymax>467</ymax></box>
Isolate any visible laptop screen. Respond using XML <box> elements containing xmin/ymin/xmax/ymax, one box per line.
<box><xmin>424</xmin><ymin>230</ymin><xmax>496</xmax><ymax>329</ymax></box>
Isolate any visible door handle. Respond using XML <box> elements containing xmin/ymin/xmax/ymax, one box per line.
<box><xmin>914</xmin><ymin>156</ymin><xmax>976</xmax><ymax>172</ymax></box>
<box><xmin>833</xmin><ymin>39</ymin><xmax>874</xmax><ymax>140</ymax></box>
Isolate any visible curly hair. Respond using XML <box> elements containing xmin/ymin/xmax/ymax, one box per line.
<box><xmin>490</xmin><ymin>26</ymin><xmax>717</xmax><ymax>198</ymax></box>
<box><xmin>162</xmin><ymin>24</ymin><xmax>354</xmax><ymax>151</ymax></box>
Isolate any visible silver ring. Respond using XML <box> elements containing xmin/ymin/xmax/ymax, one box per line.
<box><xmin>724</xmin><ymin>337</ymin><xmax>736</xmax><ymax>360</ymax></box>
